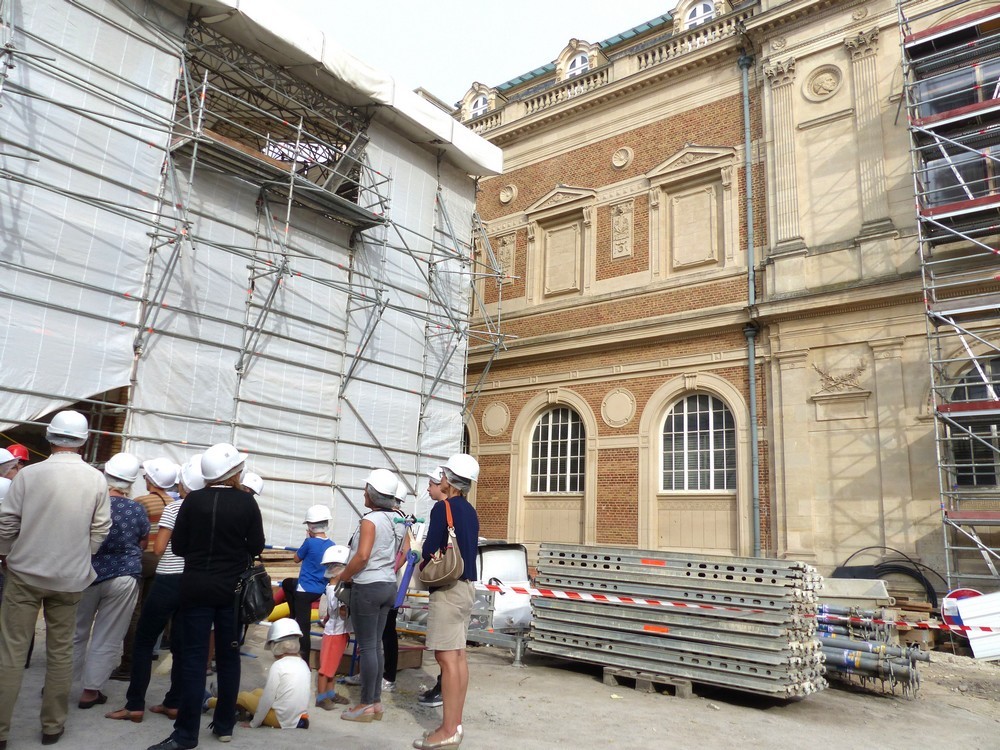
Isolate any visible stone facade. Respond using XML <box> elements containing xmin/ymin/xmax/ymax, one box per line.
<box><xmin>460</xmin><ymin>0</ymin><xmax>986</xmax><ymax>574</ymax></box>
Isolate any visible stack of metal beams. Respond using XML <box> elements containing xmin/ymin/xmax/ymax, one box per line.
<box><xmin>817</xmin><ymin>605</ymin><xmax>926</xmax><ymax>695</ymax></box>
<box><xmin>529</xmin><ymin>543</ymin><xmax>827</xmax><ymax>699</ymax></box>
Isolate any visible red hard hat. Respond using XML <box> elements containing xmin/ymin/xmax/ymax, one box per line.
<box><xmin>7</xmin><ymin>444</ymin><xmax>28</xmax><ymax>462</ymax></box>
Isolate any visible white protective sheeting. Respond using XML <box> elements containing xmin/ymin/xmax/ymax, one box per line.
<box><xmin>0</xmin><ymin>0</ymin><xmax>180</xmax><ymax>425</ymax></box>
<box><xmin>152</xmin><ymin>0</ymin><xmax>502</xmax><ymax>176</ymax></box>
<box><xmin>0</xmin><ymin>0</ymin><xmax>498</xmax><ymax>548</ymax></box>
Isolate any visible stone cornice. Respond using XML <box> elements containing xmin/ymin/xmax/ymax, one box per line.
<box><xmin>756</xmin><ymin>276</ymin><xmax>924</xmax><ymax>323</ymax></box>
<box><xmin>468</xmin><ymin>304</ymin><xmax>749</xmax><ymax>368</ymax></box>
<box><xmin>485</xmin><ymin>42</ymin><xmax>744</xmax><ymax>147</ymax></box>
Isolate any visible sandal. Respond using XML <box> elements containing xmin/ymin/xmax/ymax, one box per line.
<box><xmin>104</xmin><ymin>707</ymin><xmax>144</xmax><ymax>723</ymax></box>
<box><xmin>149</xmin><ymin>704</ymin><xmax>179</xmax><ymax>720</ymax></box>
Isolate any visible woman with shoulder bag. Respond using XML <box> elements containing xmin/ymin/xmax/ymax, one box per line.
<box><xmin>412</xmin><ymin>454</ymin><xmax>480</xmax><ymax>750</ymax></box>
<box><xmin>337</xmin><ymin>469</ymin><xmax>408</xmax><ymax>724</ymax></box>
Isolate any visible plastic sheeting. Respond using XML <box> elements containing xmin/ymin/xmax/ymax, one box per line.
<box><xmin>0</xmin><ymin>0</ymin><xmax>496</xmax><ymax>547</ymax></box>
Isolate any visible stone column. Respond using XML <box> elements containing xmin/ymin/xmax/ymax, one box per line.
<box><xmin>773</xmin><ymin>348</ymin><xmax>816</xmax><ymax>560</ymax></box>
<box><xmin>764</xmin><ymin>58</ymin><xmax>805</xmax><ymax>252</ymax></box>
<box><xmin>846</xmin><ymin>28</ymin><xmax>893</xmax><ymax>235</ymax></box>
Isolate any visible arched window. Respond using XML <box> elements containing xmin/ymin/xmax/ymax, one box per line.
<box><xmin>949</xmin><ymin>358</ymin><xmax>1000</xmax><ymax>486</ymax></box>
<box><xmin>567</xmin><ymin>52</ymin><xmax>589</xmax><ymax>78</ymax></box>
<box><xmin>530</xmin><ymin>407</ymin><xmax>585</xmax><ymax>492</ymax></box>
<box><xmin>662</xmin><ymin>394</ymin><xmax>735</xmax><ymax>491</ymax></box>
<box><xmin>685</xmin><ymin>2</ymin><xmax>715</xmax><ymax>29</ymax></box>
<box><xmin>470</xmin><ymin>94</ymin><xmax>488</xmax><ymax>119</ymax></box>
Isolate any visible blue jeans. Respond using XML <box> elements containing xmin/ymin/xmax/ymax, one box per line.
<box><xmin>125</xmin><ymin>574</ymin><xmax>182</xmax><ymax>711</ymax></box>
<box><xmin>171</xmin><ymin>605</ymin><xmax>241</xmax><ymax>747</ymax></box>
<box><xmin>350</xmin><ymin>580</ymin><xmax>396</xmax><ymax>705</ymax></box>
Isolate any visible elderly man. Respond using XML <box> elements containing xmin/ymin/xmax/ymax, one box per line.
<box><xmin>0</xmin><ymin>410</ymin><xmax>111</xmax><ymax>748</ymax></box>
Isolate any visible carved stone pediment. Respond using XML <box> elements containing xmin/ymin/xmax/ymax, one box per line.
<box><xmin>526</xmin><ymin>185</ymin><xmax>597</xmax><ymax>216</ymax></box>
<box><xmin>646</xmin><ymin>145</ymin><xmax>737</xmax><ymax>185</ymax></box>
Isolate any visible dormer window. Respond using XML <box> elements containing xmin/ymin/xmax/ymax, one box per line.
<box><xmin>471</xmin><ymin>94</ymin><xmax>488</xmax><ymax>119</ymax></box>
<box><xmin>685</xmin><ymin>2</ymin><xmax>714</xmax><ymax>29</ymax></box>
<box><xmin>567</xmin><ymin>52</ymin><xmax>589</xmax><ymax>78</ymax></box>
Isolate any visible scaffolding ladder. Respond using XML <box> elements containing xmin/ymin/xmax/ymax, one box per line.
<box><xmin>899</xmin><ymin>0</ymin><xmax>1000</xmax><ymax>589</ymax></box>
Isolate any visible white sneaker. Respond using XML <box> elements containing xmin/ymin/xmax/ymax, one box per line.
<box><xmin>342</xmin><ymin>673</ymin><xmax>362</xmax><ymax>685</ymax></box>
<box><xmin>381</xmin><ymin>678</ymin><xmax>396</xmax><ymax>693</ymax></box>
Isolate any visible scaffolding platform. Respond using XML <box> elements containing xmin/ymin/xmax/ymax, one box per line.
<box><xmin>901</xmin><ymin>0</ymin><xmax>1000</xmax><ymax>590</ymax></box>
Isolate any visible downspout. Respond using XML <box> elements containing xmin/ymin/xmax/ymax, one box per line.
<box><xmin>739</xmin><ymin>51</ymin><xmax>761</xmax><ymax>557</ymax></box>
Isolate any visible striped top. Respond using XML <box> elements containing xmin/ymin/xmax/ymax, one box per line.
<box><xmin>155</xmin><ymin>498</ymin><xmax>184</xmax><ymax>575</ymax></box>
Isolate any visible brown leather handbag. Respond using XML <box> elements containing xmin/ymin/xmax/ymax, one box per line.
<box><xmin>418</xmin><ymin>500</ymin><xmax>464</xmax><ymax>587</ymax></box>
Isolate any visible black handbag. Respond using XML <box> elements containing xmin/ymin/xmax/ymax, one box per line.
<box><xmin>235</xmin><ymin>556</ymin><xmax>274</xmax><ymax>626</ymax></box>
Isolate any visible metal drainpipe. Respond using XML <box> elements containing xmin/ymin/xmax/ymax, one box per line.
<box><xmin>739</xmin><ymin>51</ymin><xmax>761</xmax><ymax>557</ymax></box>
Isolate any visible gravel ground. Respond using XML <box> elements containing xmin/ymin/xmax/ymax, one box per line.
<box><xmin>5</xmin><ymin>623</ymin><xmax>999</xmax><ymax>750</ymax></box>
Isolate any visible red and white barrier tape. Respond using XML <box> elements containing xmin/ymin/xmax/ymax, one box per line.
<box><xmin>474</xmin><ymin>582</ymin><xmax>763</xmax><ymax>614</ymax></box>
<box><xmin>816</xmin><ymin>612</ymin><xmax>998</xmax><ymax>634</ymax></box>
<box><xmin>474</xmin><ymin>582</ymin><xmax>1000</xmax><ymax>633</ymax></box>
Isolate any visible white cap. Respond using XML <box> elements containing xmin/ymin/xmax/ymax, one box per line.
<box><xmin>394</xmin><ymin>478</ymin><xmax>408</xmax><ymax>502</ymax></box>
<box><xmin>143</xmin><ymin>457</ymin><xmax>179</xmax><ymax>489</ymax></box>
<box><xmin>426</xmin><ymin>466</ymin><xmax>444</xmax><ymax>484</ymax></box>
<box><xmin>180</xmin><ymin>455</ymin><xmax>206</xmax><ymax>492</ymax></box>
<box><xmin>365</xmin><ymin>468</ymin><xmax>398</xmax><ymax>497</ymax></box>
<box><xmin>321</xmin><ymin>544</ymin><xmax>350</xmax><ymax>566</ymax></box>
<box><xmin>46</xmin><ymin>410</ymin><xmax>89</xmax><ymax>446</ymax></box>
<box><xmin>200</xmin><ymin>443</ymin><xmax>248</xmax><ymax>483</ymax></box>
<box><xmin>0</xmin><ymin>448</ymin><xmax>14</xmax><ymax>465</ymax></box>
<box><xmin>445</xmin><ymin>453</ymin><xmax>480</xmax><ymax>482</ymax></box>
<box><xmin>303</xmin><ymin>504</ymin><xmax>332</xmax><ymax>524</ymax></box>
<box><xmin>105</xmin><ymin>453</ymin><xmax>142</xmax><ymax>483</ymax></box>
<box><xmin>265</xmin><ymin>618</ymin><xmax>302</xmax><ymax>645</ymax></box>
<box><xmin>242</xmin><ymin>471</ymin><xmax>264</xmax><ymax>496</ymax></box>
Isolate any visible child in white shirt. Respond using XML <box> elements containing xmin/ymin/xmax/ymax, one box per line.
<box><xmin>316</xmin><ymin>544</ymin><xmax>352</xmax><ymax>710</ymax></box>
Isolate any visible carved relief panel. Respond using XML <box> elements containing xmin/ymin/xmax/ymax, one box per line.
<box><xmin>611</xmin><ymin>201</ymin><xmax>634</xmax><ymax>259</ymax></box>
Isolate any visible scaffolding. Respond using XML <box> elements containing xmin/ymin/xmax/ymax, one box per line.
<box><xmin>899</xmin><ymin>0</ymin><xmax>1000</xmax><ymax>589</ymax></box>
<box><xmin>0</xmin><ymin>0</ymin><xmax>505</xmax><ymax>544</ymax></box>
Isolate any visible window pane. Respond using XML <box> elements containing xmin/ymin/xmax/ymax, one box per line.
<box><xmin>662</xmin><ymin>394</ymin><xmax>737</xmax><ymax>492</ymax></box>
<box><xmin>530</xmin><ymin>408</ymin><xmax>585</xmax><ymax>493</ymax></box>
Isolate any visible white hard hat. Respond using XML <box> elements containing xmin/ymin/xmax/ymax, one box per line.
<box><xmin>200</xmin><ymin>442</ymin><xmax>248</xmax><ymax>483</ymax></box>
<box><xmin>265</xmin><ymin>618</ymin><xmax>302</xmax><ymax>646</ymax></box>
<box><xmin>303</xmin><ymin>504</ymin><xmax>332</xmax><ymax>524</ymax></box>
<box><xmin>321</xmin><ymin>544</ymin><xmax>350</xmax><ymax>566</ymax></box>
<box><xmin>365</xmin><ymin>468</ymin><xmax>398</xmax><ymax>497</ymax></box>
<box><xmin>0</xmin><ymin>448</ymin><xmax>14</xmax><ymax>465</ymax></box>
<box><xmin>143</xmin><ymin>457</ymin><xmax>179</xmax><ymax>489</ymax></box>
<box><xmin>0</xmin><ymin>477</ymin><xmax>11</xmax><ymax>502</ymax></box>
<box><xmin>180</xmin><ymin>455</ymin><xmax>206</xmax><ymax>492</ymax></box>
<box><xmin>426</xmin><ymin>466</ymin><xmax>444</xmax><ymax>484</ymax></box>
<box><xmin>394</xmin><ymin>478</ymin><xmax>407</xmax><ymax>502</ymax></box>
<box><xmin>445</xmin><ymin>453</ymin><xmax>480</xmax><ymax>482</ymax></box>
<box><xmin>105</xmin><ymin>453</ymin><xmax>142</xmax><ymax>483</ymax></box>
<box><xmin>242</xmin><ymin>471</ymin><xmax>264</xmax><ymax>496</ymax></box>
<box><xmin>46</xmin><ymin>410</ymin><xmax>89</xmax><ymax>445</ymax></box>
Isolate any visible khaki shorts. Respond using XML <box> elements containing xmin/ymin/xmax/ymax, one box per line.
<box><xmin>425</xmin><ymin>580</ymin><xmax>475</xmax><ymax>651</ymax></box>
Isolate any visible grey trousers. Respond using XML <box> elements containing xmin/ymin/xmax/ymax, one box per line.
<box><xmin>73</xmin><ymin>576</ymin><xmax>139</xmax><ymax>691</ymax></box>
<box><xmin>0</xmin><ymin>569</ymin><xmax>83</xmax><ymax>739</ymax></box>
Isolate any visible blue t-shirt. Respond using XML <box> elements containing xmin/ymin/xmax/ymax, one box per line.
<box><xmin>297</xmin><ymin>536</ymin><xmax>333</xmax><ymax>594</ymax></box>
<box><xmin>422</xmin><ymin>496</ymin><xmax>479</xmax><ymax>583</ymax></box>
<box><xmin>92</xmin><ymin>495</ymin><xmax>150</xmax><ymax>584</ymax></box>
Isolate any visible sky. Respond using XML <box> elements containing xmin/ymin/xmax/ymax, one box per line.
<box><xmin>286</xmin><ymin>2</ymin><xmax>680</xmax><ymax>105</ymax></box>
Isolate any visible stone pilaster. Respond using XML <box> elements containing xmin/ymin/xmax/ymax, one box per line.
<box><xmin>773</xmin><ymin>349</ymin><xmax>816</xmax><ymax>560</ymax></box>
<box><xmin>846</xmin><ymin>28</ymin><xmax>893</xmax><ymax>235</ymax></box>
<box><xmin>764</xmin><ymin>58</ymin><xmax>805</xmax><ymax>253</ymax></box>
<box><xmin>869</xmin><ymin>338</ymin><xmax>914</xmax><ymax>547</ymax></box>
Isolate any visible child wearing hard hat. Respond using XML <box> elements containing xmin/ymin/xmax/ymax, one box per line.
<box><xmin>281</xmin><ymin>505</ymin><xmax>334</xmax><ymax>661</ymax></box>
<box><xmin>315</xmin><ymin>544</ymin><xmax>352</xmax><ymax>710</ymax></box>
<box><xmin>207</xmin><ymin>619</ymin><xmax>310</xmax><ymax>729</ymax></box>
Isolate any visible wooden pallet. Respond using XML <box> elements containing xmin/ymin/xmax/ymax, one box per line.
<box><xmin>602</xmin><ymin>667</ymin><xmax>693</xmax><ymax>698</ymax></box>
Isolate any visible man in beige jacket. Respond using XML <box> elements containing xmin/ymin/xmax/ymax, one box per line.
<box><xmin>0</xmin><ymin>410</ymin><xmax>111</xmax><ymax>748</ymax></box>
